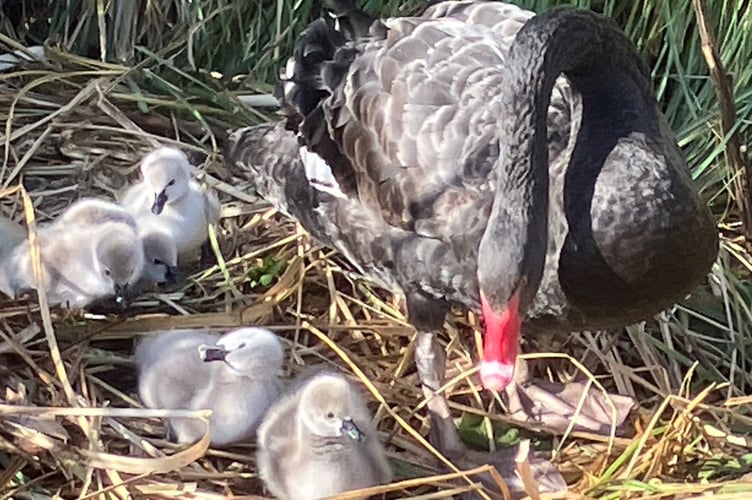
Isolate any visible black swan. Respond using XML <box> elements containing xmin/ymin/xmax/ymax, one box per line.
<box><xmin>225</xmin><ymin>0</ymin><xmax>718</xmax><ymax>487</ymax></box>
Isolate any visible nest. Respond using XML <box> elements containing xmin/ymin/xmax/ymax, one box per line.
<box><xmin>0</xmin><ymin>40</ymin><xmax>751</xmax><ymax>500</ymax></box>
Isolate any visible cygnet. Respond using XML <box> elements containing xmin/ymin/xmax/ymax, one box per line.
<box><xmin>58</xmin><ymin>198</ymin><xmax>177</xmax><ymax>288</ymax></box>
<box><xmin>136</xmin><ymin>219</ymin><xmax>178</xmax><ymax>287</ymax></box>
<box><xmin>135</xmin><ymin>327</ymin><xmax>284</xmax><ymax>446</ymax></box>
<box><xmin>119</xmin><ymin>146</ymin><xmax>220</xmax><ymax>262</ymax></box>
<box><xmin>256</xmin><ymin>370</ymin><xmax>393</xmax><ymax>500</ymax></box>
<box><xmin>0</xmin><ymin>216</ymin><xmax>144</xmax><ymax>308</ymax></box>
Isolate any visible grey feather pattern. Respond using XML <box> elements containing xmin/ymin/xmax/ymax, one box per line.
<box><xmin>227</xmin><ymin>0</ymin><xmax>718</xmax><ymax>334</ymax></box>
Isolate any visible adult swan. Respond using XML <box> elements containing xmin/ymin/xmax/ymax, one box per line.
<box><xmin>226</xmin><ymin>0</ymin><xmax>718</xmax><ymax>489</ymax></box>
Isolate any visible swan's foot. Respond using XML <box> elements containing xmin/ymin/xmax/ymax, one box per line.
<box><xmin>503</xmin><ymin>358</ymin><xmax>635</xmax><ymax>435</ymax></box>
<box><xmin>454</xmin><ymin>446</ymin><xmax>567</xmax><ymax>500</ymax></box>
<box><xmin>415</xmin><ymin>331</ymin><xmax>566</xmax><ymax>499</ymax></box>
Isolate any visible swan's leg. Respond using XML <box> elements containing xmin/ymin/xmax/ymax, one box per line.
<box><xmin>502</xmin><ymin>354</ymin><xmax>636</xmax><ymax>435</ymax></box>
<box><xmin>408</xmin><ymin>295</ymin><xmax>565</xmax><ymax>498</ymax></box>
<box><xmin>414</xmin><ymin>330</ymin><xmax>566</xmax><ymax>499</ymax></box>
<box><xmin>415</xmin><ymin>330</ymin><xmax>466</xmax><ymax>456</ymax></box>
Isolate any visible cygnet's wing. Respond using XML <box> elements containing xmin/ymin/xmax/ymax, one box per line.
<box><xmin>191</xmin><ymin>371</ymin><xmax>282</xmax><ymax>446</ymax></box>
<box><xmin>135</xmin><ymin>330</ymin><xmax>219</xmax><ymax>409</ymax></box>
<box><xmin>56</xmin><ymin>198</ymin><xmax>137</xmax><ymax>231</ymax></box>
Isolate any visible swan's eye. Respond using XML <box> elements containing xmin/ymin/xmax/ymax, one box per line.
<box><xmin>167</xmin><ymin>179</ymin><xmax>175</xmax><ymax>186</ymax></box>
<box><xmin>153</xmin><ymin>257</ymin><xmax>161</xmax><ymax>265</ymax></box>
<box><xmin>104</xmin><ymin>268</ymin><xmax>112</xmax><ymax>277</ymax></box>
<box><xmin>326</xmin><ymin>412</ymin><xmax>334</xmax><ymax>419</ymax></box>
<box><xmin>238</xmin><ymin>342</ymin><xmax>247</xmax><ymax>348</ymax></box>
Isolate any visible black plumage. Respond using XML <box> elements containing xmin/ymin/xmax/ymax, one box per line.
<box><xmin>225</xmin><ymin>1</ymin><xmax>718</xmax><ymax>493</ymax></box>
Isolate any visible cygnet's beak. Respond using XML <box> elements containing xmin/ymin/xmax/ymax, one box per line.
<box><xmin>113</xmin><ymin>283</ymin><xmax>130</xmax><ymax>309</ymax></box>
<box><xmin>151</xmin><ymin>190</ymin><xmax>168</xmax><ymax>215</ymax></box>
<box><xmin>199</xmin><ymin>344</ymin><xmax>227</xmax><ymax>362</ymax></box>
<box><xmin>340</xmin><ymin>418</ymin><xmax>363</xmax><ymax>441</ymax></box>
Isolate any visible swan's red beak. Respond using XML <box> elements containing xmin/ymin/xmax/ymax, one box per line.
<box><xmin>479</xmin><ymin>290</ymin><xmax>520</xmax><ymax>391</ymax></box>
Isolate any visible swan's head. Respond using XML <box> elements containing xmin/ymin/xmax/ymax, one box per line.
<box><xmin>139</xmin><ymin>223</ymin><xmax>178</xmax><ymax>285</ymax></box>
<box><xmin>198</xmin><ymin>327</ymin><xmax>283</xmax><ymax>379</ymax></box>
<box><xmin>141</xmin><ymin>147</ymin><xmax>191</xmax><ymax>215</ymax></box>
<box><xmin>94</xmin><ymin>223</ymin><xmax>145</xmax><ymax>306</ymax></box>
<box><xmin>476</xmin><ymin>260</ymin><xmax>523</xmax><ymax>392</ymax></box>
<box><xmin>298</xmin><ymin>373</ymin><xmax>366</xmax><ymax>440</ymax></box>
<box><xmin>476</xmin><ymin>171</ymin><xmax>548</xmax><ymax>393</ymax></box>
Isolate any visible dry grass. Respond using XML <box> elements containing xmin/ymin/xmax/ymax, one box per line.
<box><xmin>1</xmin><ymin>1</ymin><xmax>752</xmax><ymax>499</ymax></box>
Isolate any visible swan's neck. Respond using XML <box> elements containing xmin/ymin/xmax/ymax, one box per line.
<box><xmin>480</xmin><ymin>7</ymin><xmax>651</xmax><ymax>311</ymax></box>
<box><xmin>476</xmin><ymin>7</ymin><xmax>653</xmax><ymax>390</ymax></box>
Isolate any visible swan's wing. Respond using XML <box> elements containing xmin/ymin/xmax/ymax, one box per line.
<box><xmin>280</xmin><ymin>2</ymin><xmax>535</xmax><ymax>241</ymax></box>
<box><xmin>227</xmin><ymin>123</ymin><xmax>480</xmax><ymax>304</ymax></box>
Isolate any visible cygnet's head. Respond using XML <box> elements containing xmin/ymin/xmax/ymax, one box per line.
<box><xmin>141</xmin><ymin>147</ymin><xmax>192</xmax><ymax>215</ymax></box>
<box><xmin>94</xmin><ymin>223</ymin><xmax>145</xmax><ymax>305</ymax></box>
<box><xmin>298</xmin><ymin>373</ymin><xmax>366</xmax><ymax>441</ymax></box>
<box><xmin>139</xmin><ymin>226</ymin><xmax>178</xmax><ymax>285</ymax></box>
<box><xmin>198</xmin><ymin>327</ymin><xmax>284</xmax><ymax>379</ymax></box>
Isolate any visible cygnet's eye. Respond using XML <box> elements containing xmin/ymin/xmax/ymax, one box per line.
<box><xmin>326</xmin><ymin>412</ymin><xmax>335</xmax><ymax>419</ymax></box>
<box><xmin>167</xmin><ymin>179</ymin><xmax>176</xmax><ymax>186</ymax></box>
<box><xmin>238</xmin><ymin>342</ymin><xmax>247</xmax><ymax>348</ymax></box>
<box><xmin>153</xmin><ymin>257</ymin><xmax>163</xmax><ymax>265</ymax></box>
<box><xmin>104</xmin><ymin>268</ymin><xmax>112</xmax><ymax>277</ymax></box>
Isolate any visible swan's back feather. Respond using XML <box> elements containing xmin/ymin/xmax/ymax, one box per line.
<box><xmin>228</xmin><ymin>1</ymin><xmax>718</xmax><ymax>331</ymax></box>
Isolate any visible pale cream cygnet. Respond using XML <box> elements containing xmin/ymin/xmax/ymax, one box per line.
<box><xmin>119</xmin><ymin>146</ymin><xmax>220</xmax><ymax>262</ymax></box>
<box><xmin>256</xmin><ymin>370</ymin><xmax>392</xmax><ymax>500</ymax></box>
<box><xmin>135</xmin><ymin>327</ymin><xmax>284</xmax><ymax>446</ymax></box>
<box><xmin>0</xmin><ymin>212</ymin><xmax>144</xmax><ymax>308</ymax></box>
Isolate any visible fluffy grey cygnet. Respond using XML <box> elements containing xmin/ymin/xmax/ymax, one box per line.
<box><xmin>57</xmin><ymin>198</ymin><xmax>177</xmax><ymax>287</ymax></box>
<box><xmin>135</xmin><ymin>327</ymin><xmax>284</xmax><ymax>446</ymax></box>
<box><xmin>0</xmin><ymin>200</ymin><xmax>144</xmax><ymax>308</ymax></box>
<box><xmin>257</xmin><ymin>370</ymin><xmax>392</xmax><ymax>500</ymax></box>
